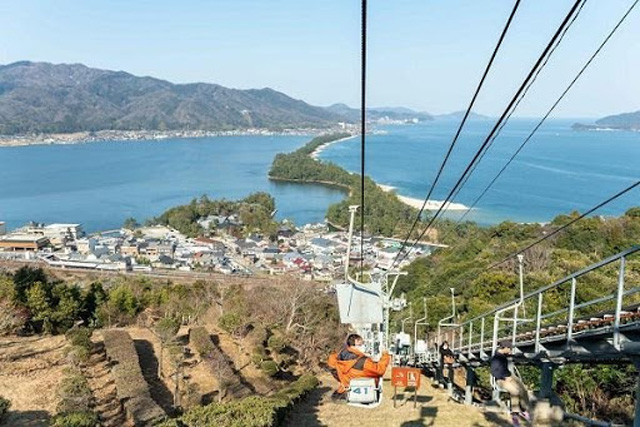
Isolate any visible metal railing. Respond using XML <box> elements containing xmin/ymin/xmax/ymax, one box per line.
<box><xmin>447</xmin><ymin>245</ymin><xmax>640</xmax><ymax>358</ymax></box>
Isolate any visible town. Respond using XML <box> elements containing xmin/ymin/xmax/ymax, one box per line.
<box><xmin>0</xmin><ymin>217</ymin><xmax>434</xmax><ymax>280</ymax></box>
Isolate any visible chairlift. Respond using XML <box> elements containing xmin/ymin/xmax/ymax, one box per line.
<box><xmin>334</xmin><ymin>206</ymin><xmax>389</xmax><ymax>408</ymax></box>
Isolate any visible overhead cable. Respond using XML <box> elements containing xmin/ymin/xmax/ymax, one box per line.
<box><xmin>389</xmin><ymin>0</ymin><xmax>586</xmax><ymax>270</ymax></box>
<box><xmin>388</xmin><ymin>0</ymin><xmax>523</xmax><ymax>270</ymax></box>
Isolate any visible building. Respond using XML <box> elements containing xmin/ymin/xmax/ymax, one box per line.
<box><xmin>44</xmin><ymin>224</ymin><xmax>85</xmax><ymax>240</ymax></box>
<box><xmin>18</xmin><ymin>223</ymin><xmax>85</xmax><ymax>246</ymax></box>
<box><xmin>0</xmin><ymin>234</ymin><xmax>50</xmax><ymax>251</ymax></box>
<box><xmin>76</xmin><ymin>238</ymin><xmax>96</xmax><ymax>254</ymax></box>
<box><xmin>0</xmin><ymin>222</ymin><xmax>6</xmax><ymax>236</ymax></box>
<box><xmin>120</xmin><ymin>243</ymin><xmax>140</xmax><ymax>257</ymax></box>
<box><xmin>144</xmin><ymin>242</ymin><xmax>174</xmax><ymax>258</ymax></box>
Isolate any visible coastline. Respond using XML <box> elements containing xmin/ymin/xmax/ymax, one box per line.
<box><xmin>377</xmin><ymin>184</ymin><xmax>469</xmax><ymax>211</ymax></box>
<box><xmin>0</xmin><ymin>127</ymin><xmax>341</xmax><ymax>148</ymax></box>
<box><xmin>309</xmin><ymin>134</ymin><xmax>358</xmax><ymax>159</ymax></box>
<box><xmin>286</xmin><ymin>133</ymin><xmax>471</xmax><ymax>212</ymax></box>
<box><xmin>268</xmin><ymin>176</ymin><xmax>351</xmax><ymax>194</ymax></box>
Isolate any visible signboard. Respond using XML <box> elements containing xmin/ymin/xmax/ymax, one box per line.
<box><xmin>391</xmin><ymin>367</ymin><xmax>422</xmax><ymax>408</ymax></box>
<box><xmin>391</xmin><ymin>367</ymin><xmax>421</xmax><ymax>388</ymax></box>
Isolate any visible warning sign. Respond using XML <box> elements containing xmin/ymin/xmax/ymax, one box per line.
<box><xmin>391</xmin><ymin>367</ymin><xmax>422</xmax><ymax>408</ymax></box>
<box><xmin>391</xmin><ymin>367</ymin><xmax>421</xmax><ymax>388</ymax></box>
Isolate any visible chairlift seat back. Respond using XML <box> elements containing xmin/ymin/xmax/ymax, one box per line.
<box><xmin>347</xmin><ymin>378</ymin><xmax>379</xmax><ymax>404</ymax></box>
<box><xmin>335</xmin><ymin>282</ymin><xmax>383</xmax><ymax>324</ymax></box>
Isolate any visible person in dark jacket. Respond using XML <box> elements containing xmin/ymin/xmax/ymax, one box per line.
<box><xmin>438</xmin><ymin>341</ymin><xmax>455</xmax><ymax>384</ymax></box>
<box><xmin>491</xmin><ymin>341</ymin><xmax>530</xmax><ymax>422</ymax></box>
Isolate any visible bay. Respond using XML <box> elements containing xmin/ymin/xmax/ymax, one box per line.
<box><xmin>0</xmin><ymin>135</ymin><xmax>347</xmax><ymax>232</ymax></box>
<box><xmin>319</xmin><ymin>119</ymin><xmax>640</xmax><ymax>225</ymax></box>
<box><xmin>2</xmin><ymin>119</ymin><xmax>638</xmax><ymax>234</ymax></box>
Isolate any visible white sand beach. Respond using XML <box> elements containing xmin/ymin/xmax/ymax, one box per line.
<box><xmin>378</xmin><ymin>184</ymin><xmax>469</xmax><ymax>211</ymax></box>
<box><xmin>310</xmin><ymin>135</ymin><xmax>357</xmax><ymax>159</ymax></box>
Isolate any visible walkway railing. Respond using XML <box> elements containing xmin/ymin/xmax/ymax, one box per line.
<box><xmin>446</xmin><ymin>245</ymin><xmax>640</xmax><ymax>359</ymax></box>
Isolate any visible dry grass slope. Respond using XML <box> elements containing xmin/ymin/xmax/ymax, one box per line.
<box><xmin>287</xmin><ymin>373</ymin><xmax>510</xmax><ymax>427</ymax></box>
<box><xmin>0</xmin><ymin>335</ymin><xmax>67</xmax><ymax>426</ymax></box>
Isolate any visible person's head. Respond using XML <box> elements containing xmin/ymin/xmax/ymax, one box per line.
<box><xmin>346</xmin><ymin>334</ymin><xmax>365</xmax><ymax>352</ymax></box>
<box><xmin>497</xmin><ymin>340</ymin><xmax>512</xmax><ymax>354</ymax></box>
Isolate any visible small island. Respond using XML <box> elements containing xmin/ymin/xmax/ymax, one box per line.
<box><xmin>572</xmin><ymin>110</ymin><xmax>640</xmax><ymax>131</ymax></box>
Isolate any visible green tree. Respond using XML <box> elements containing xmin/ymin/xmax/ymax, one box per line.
<box><xmin>26</xmin><ymin>282</ymin><xmax>53</xmax><ymax>333</ymax></box>
<box><xmin>12</xmin><ymin>266</ymin><xmax>48</xmax><ymax>304</ymax></box>
<box><xmin>122</xmin><ymin>217</ymin><xmax>140</xmax><ymax>230</ymax></box>
<box><xmin>79</xmin><ymin>282</ymin><xmax>107</xmax><ymax>326</ymax></box>
<box><xmin>51</xmin><ymin>284</ymin><xmax>81</xmax><ymax>333</ymax></box>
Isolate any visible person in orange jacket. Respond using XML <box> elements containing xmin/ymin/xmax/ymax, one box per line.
<box><xmin>327</xmin><ymin>333</ymin><xmax>391</xmax><ymax>399</ymax></box>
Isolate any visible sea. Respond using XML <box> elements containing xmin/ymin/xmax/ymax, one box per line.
<box><xmin>0</xmin><ymin>135</ymin><xmax>347</xmax><ymax>233</ymax></box>
<box><xmin>320</xmin><ymin>119</ymin><xmax>640</xmax><ymax>225</ymax></box>
<box><xmin>0</xmin><ymin>119</ymin><xmax>639</xmax><ymax>233</ymax></box>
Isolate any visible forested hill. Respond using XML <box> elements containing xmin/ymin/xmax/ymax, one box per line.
<box><xmin>0</xmin><ymin>61</ymin><xmax>348</xmax><ymax>134</ymax></box>
<box><xmin>396</xmin><ymin>208</ymin><xmax>640</xmax><ymax>423</ymax></box>
<box><xmin>572</xmin><ymin>110</ymin><xmax>640</xmax><ymax>131</ymax></box>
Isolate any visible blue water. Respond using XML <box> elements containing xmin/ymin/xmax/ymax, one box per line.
<box><xmin>319</xmin><ymin>119</ymin><xmax>640</xmax><ymax>225</ymax></box>
<box><xmin>1</xmin><ymin>120</ymin><xmax>639</xmax><ymax>233</ymax></box>
<box><xmin>0</xmin><ymin>136</ymin><xmax>347</xmax><ymax>232</ymax></box>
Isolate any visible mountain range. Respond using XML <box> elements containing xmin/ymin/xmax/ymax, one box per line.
<box><xmin>0</xmin><ymin>61</ymin><xmax>494</xmax><ymax>136</ymax></box>
<box><xmin>325</xmin><ymin>103</ymin><xmax>433</xmax><ymax>123</ymax></box>
<box><xmin>572</xmin><ymin>111</ymin><xmax>640</xmax><ymax>131</ymax></box>
<box><xmin>0</xmin><ymin>61</ymin><xmax>346</xmax><ymax>135</ymax></box>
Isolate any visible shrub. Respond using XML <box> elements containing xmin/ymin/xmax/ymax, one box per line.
<box><xmin>180</xmin><ymin>396</ymin><xmax>276</xmax><ymax>427</ymax></box>
<box><xmin>189</xmin><ymin>327</ymin><xmax>214</xmax><ymax>357</ymax></box>
<box><xmin>218</xmin><ymin>312</ymin><xmax>244</xmax><ymax>335</ymax></box>
<box><xmin>102</xmin><ymin>330</ymin><xmax>165</xmax><ymax>423</ymax></box>
<box><xmin>260</xmin><ymin>360</ymin><xmax>279</xmax><ymax>377</ymax></box>
<box><xmin>103</xmin><ymin>330</ymin><xmax>150</xmax><ymax>400</ymax></box>
<box><xmin>50</xmin><ymin>411</ymin><xmax>99</xmax><ymax>427</ymax></box>
<box><xmin>251</xmin><ymin>346</ymin><xmax>267</xmax><ymax>366</ymax></box>
<box><xmin>267</xmin><ymin>334</ymin><xmax>285</xmax><ymax>353</ymax></box>
<box><xmin>65</xmin><ymin>328</ymin><xmax>93</xmax><ymax>351</ymax></box>
<box><xmin>65</xmin><ymin>345</ymin><xmax>91</xmax><ymax>366</ymax></box>
<box><xmin>0</xmin><ymin>396</ymin><xmax>10</xmax><ymax>420</ymax></box>
<box><xmin>168</xmin><ymin>375</ymin><xmax>319</xmax><ymax>426</ymax></box>
<box><xmin>56</xmin><ymin>371</ymin><xmax>93</xmax><ymax>414</ymax></box>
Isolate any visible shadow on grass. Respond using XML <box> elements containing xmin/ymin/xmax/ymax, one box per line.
<box><xmin>474</xmin><ymin>411</ymin><xmax>513</xmax><ymax>427</ymax></box>
<box><xmin>1</xmin><ymin>410</ymin><xmax>50</xmax><ymax>427</ymax></box>
<box><xmin>283</xmin><ymin>385</ymin><xmax>333</xmax><ymax>427</ymax></box>
<box><xmin>134</xmin><ymin>339</ymin><xmax>175</xmax><ymax>416</ymax></box>
<box><xmin>399</xmin><ymin>406</ymin><xmax>438</xmax><ymax>426</ymax></box>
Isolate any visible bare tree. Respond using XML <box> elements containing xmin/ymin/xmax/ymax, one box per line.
<box><xmin>154</xmin><ymin>317</ymin><xmax>180</xmax><ymax>378</ymax></box>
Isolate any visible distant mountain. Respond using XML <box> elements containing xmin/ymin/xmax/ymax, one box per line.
<box><xmin>572</xmin><ymin>110</ymin><xmax>640</xmax><ymax>131</ymax></box>
<box><xmin>0</xmin><ymin>61</ymin><xmax>347</xmax><ymax>135</ymax></box>
<box><xmin>434</xmin><ymin>111</ymin><xmax>491</xmax><ymax>121</ymax></box>
<box><xmin>326</xmin><ymin>103</ymin><xmax>432</xmax><ymax>123</ymax></box>
<box><xmin>369</xmin><ymin>106</ymin><xmax>422</xmax><ymax>115</ymax></box>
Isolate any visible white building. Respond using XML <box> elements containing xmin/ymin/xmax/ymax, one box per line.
<box><xmin>44</xmin><ymin>224</ymin><xmax>85</xmax><ymax>240</ymax></box>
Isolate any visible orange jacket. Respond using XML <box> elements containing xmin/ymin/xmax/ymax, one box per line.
<box><xmin>327</xmin><ymin>347</ymin><xmax>390</xmax><ymax>393</ymax></box>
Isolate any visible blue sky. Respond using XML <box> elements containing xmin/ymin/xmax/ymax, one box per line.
<box><xmin>1</xmin><ymin>0</ymin><xmax>638</xmax><ymax>117</ymax></box>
